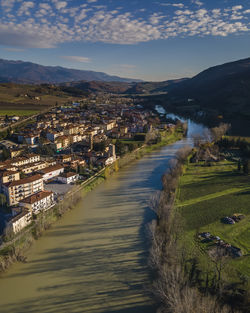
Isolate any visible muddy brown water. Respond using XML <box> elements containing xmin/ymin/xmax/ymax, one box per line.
<box><xmin>0</xmin><ymin>113</ymin><xmax>205</xmax><ymax>313</ymax></box>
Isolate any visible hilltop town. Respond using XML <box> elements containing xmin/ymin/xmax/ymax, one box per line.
<box><xmin>0</xmin><ymin>95</ymin><xmax>177</xmax><ymax>237</ymax></box>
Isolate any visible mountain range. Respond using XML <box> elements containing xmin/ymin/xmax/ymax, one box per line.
<box><xmin>62</xmin><ymin>78</ymin><xmax>188</xmax><ymax>94</ymax></box>
<box><xmin>1</xmin><ymin>57</ymin><xmax>250</xmax><ymax>114</ymax></box>
<box><xmin>0</xmin><ymin>59</ymin><xmax>142</xmax><ymax>84</ymax></box>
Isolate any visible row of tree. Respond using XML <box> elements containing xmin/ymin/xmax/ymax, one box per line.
<box><xmin>148</xmin><ymin>146</ymin><xmax>248</xmax><ymax>313</ymax></box>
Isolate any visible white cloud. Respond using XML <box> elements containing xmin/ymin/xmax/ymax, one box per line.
<box><xmin>232</xmin><ymin>5</ymin><xmax>243</xmax><ymax>11</ymax></box>
<box><xmin>54</xmin><ymin>1</ymin><xmax>67</xmax><ymax>10</ymax></box>
<box><xmin>17</xmin><ymin>1</ymin><xmax>34</xmax><ymax>16</ymax></box>
<box><xmin>159</xmin><ymin>3</ymin><xmax>184</xmax><ymax>8</ymax></box>
<box><xmin>0</xmin><ymin>0</ymin><xmax>249</xmax><ymax>48</ymax></box>
<box><xmin>1</xmin><ymin>0</ymin><xmax>17</xmax><ymax>12</ymax></box>
<box><xmin>62</xmin><ymin>55</ymin><xmax>91</xmax><ymax>63</ymax></box>
<box><xmin>39</xmin><ymin>3</ymin><xmax>52</xmax><ymax>11</ymax></box>
<box><xmin>175</xmin><ymin>10</ymin><xmax>192</xmax><ymax>15</ymax></box>
<box><xmin>192</xmin><ymin>0</ymin><xmax>203</xmax><ymax>6</ymax></box>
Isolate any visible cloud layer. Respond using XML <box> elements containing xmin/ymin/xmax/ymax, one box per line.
<box><xmin>0</xmin><ymin>0</ymin><xmax>249</xmax><ymax>48</ymax></box>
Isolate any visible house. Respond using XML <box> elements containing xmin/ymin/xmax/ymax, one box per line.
<box><xmin>64</xmin><ymin>125</ymin><xmax>79</xmax><ymax>136</ymax></box>
<box><xmin>2</xmin><ymin>174</ymin><xmax>44</xmax><ymax>206</ymax></box>
<box><xmin>38</xmin><ymin>164</ymin><xmax>64</xmax><ymax>181</ymax></box>
<box><xmin>96</xmin><ymin>156</ymin><xmax>116</xmax><ymax>167</ymax></box>
<box><xmin>55</xmin><ymin>135</ymin><xmax>70</xmax><ymax>148</ymax></box>
<box><xmin>6</xmin><ymin>208</ymin><xmax>32</xmax><ymax>234</ymax></box>
<box><xmin>46</xmin><ymin>131</ymin><xmax>62</xmax><ymax>142</ymax></box>
<box><xmin>20</xmin><ymin>190</ymin><xmax>54</xmax><ymax>214</ymax></box>
<box><xmin>104</xmin><ymin>120</ymin><xmax>116</xmax><ymax>131</ymax></box>
<box><xmin>0</xmin><ymin>170</ymin><xmax>20</xmax><ymax>186</ymax></box>
<box><xmin>19</xmin><ymin>161</ymin><xmax>48</xmax><ymax>174</ymax></box>
<box><xmin>57</xmin><ymin>172</ymin><xmax>79</xmax><ymax>184</ymax></box>
<box><xmin>10</xmin><ymin>154</ymin><xmax>40</xmax><ymax>167</ymax></box>
<box><xmin>17</xmin><ymin>132</ymin><xmax>40</xmax><ymax>145</ymax></box>
<box><xmin>56</xmin><ymin>155</ymin><xmax>72</xmax><ymax>164</ymax></box>
<box><xmin>70</xmin><ymin>158</ymin><xmax>86</xmax><ymax>169</ymax></box>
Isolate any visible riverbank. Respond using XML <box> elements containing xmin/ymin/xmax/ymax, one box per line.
<box><xmin>148</xmin><ymin>149</ymin><xmax>247</xmax><ymax>313</ymax></box>
<box><xmin>0</xmin><ymin>126</ymin><xmax>185</xmax><ymax>273</ymax></box>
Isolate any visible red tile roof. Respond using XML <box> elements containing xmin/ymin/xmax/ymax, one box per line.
<box><xmin>4</xmin><ymin>174</ymin><xmax>43</xmax><ymax>187</ymax></box>
<box><xmin>20</xmin><ymin>190</ymin><xmax>53</xmax><ymax>204</ymax></box>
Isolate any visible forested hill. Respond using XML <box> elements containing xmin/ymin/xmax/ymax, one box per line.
<box><xmin>0</xmin><ymin>59</ymin><xmax>142</xmax><ymax>84</ymax></box>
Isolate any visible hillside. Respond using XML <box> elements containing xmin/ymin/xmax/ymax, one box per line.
<box><xmin>0</xmin><ymin>83</ymin><xmax>88</xmax><ymax>116</ymax></box>
<box><xmin>63</xmin><ymin>78</ymin><xmax>188</xmax><ymax>94</ymax></box>
<box><xmin>0</xmin><ymin>59</ymin><xmax>142</xmax><ymax>84</ymax></box>
<box><xmin>166</xmin><ymin>57</ymin><xmax>250</xmax><ymax>116</ymax></box>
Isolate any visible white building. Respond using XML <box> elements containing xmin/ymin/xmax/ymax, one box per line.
<box><xmin>2</xmin><ymin>174</ymin><xmax>44</xmax><ymax>206</ymax></box>
<box><xmin>57</xmin><ymin>172</ymin><xmax>79</xmax><ymax>184</ymax></box>
<box><xmin>20</xmin><ymin>190</ymin><xmax>55</xmax><ymax>214</ymax></box>
<box><xmin>7</xmin><ymin>209</ymin><xmax>32</xmax><ymax>234</ymax></box>
<box><xmin>38</xmin><ymin>164</ymin><xmax>64</xmax><ymax>181</ymax></box>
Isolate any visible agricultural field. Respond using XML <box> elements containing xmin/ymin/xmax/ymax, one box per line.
<box><xmin>0</xmin><ymin>107</ymin><xmax>41</xmax><ymax>116</ymax></box>
<box><xmin>176</xmin><ymin>160</ymin><xmax>250</xmax><ymax>278</ymax></box>
<box><xmin>0</xmin><ymin>83</ymin><xmax>82</xmax><ymax>116</ymax></box>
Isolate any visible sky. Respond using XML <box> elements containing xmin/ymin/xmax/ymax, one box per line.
<box><xmin>0</xmin><ymin>0</ymin><xmax>250</xmax><ymax>81</ymax></box>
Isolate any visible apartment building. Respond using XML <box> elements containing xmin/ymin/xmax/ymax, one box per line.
<box><xmin>2</xmin><ymin>174</ymin><xmax>44</xmax><ymax>206</ymax></box>
<box><xmin>7</xmin><ymin>208</ymin><xmax>32</xmax><ymax>234</ymax></box>
<box><xmin>20</xmin><ymin>190</ymin><xmax>54</xmax><ymax>214</ymax></box>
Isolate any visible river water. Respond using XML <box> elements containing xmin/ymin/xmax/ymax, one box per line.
<box><xmin>0</xmin><ymin>109</ymin><xmax>205</xmax><ymax>313</ymax></box>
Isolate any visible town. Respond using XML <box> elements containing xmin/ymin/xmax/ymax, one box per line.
<box><xmin>0</xmin><ymin>95</ymin><xmax>178</xmax><ymax>238</ymax></box>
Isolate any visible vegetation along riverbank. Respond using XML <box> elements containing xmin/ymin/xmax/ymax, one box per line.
<box><xmin>149</xmin><ymin>125</ymin><xmax>250</xmax><ymax>313</ymax></box>
<box><xmin>0</xmin><ymin>123</ymin><xmax>186</xmax><ymax>273</ymax></box>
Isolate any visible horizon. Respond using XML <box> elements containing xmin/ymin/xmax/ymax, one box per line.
<box><xmin>0</xmin><ymin>0</ymin><xmax>250</xmax><ymax>81</ymax></box>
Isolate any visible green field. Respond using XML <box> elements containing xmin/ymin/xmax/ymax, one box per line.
<box><xmin>176</xmin><ymin>160</ymin><xmax>250</xmax><ymax>278</ymax></box>
<box><xmin>0</xmin><ymin>109</ymin><xmax>40</xmax><ymax>116</ymax></box>
<box><xmin>0</xmin><ymin>83</ymin><xmax>81</xmax><ymax>114</ymax></box>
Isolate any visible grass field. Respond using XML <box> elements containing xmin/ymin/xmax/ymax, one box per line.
<box><xmin>0</xmin><ymin>109</ymin><xmax>40</xmax><ymax>116</ymax></box>
<box><xmin>176</xmin><ymin>160</ymin><xmax>250</xmax><ymax>278</ymax></box>
<box><xmin>0</xmin><ymin>83</ymin><xmax>80</xmax><ymax>114</ymax></box>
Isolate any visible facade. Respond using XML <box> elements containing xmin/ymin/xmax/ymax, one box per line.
<box><xmin>20</xmin><ymin>190</ymin><xmax>54</xmax><ymax>214</ymax></box>
<box><xmin>2</xmin><ymin>174</ymin><xmax>44</xmax><ymax>206</ymax></box>
<box><xmin>38</xmin><ymin>164</ymin><xmax>64</xmax><ymax>181</ymax></box>
<box><xmin>46</xmin><ymin>131</ymin><xmax>62</xmax><ymax>142</ymax></box>
<box><xmin>7</xmin><ymin>209</ymin><xmax>32</xmax><ymax>234</ymax></box>
<box><xmin>57</xmin><ymin>172</ymin><xmax>79</xmax><ymax>184</ymax></box>
<box><xmin>19</xmin><ymin>161</ymin><xmax>47</xmax><ymax>174</ymax></box>
<box><xmin>0</xmin><ymin>170</ymin><xmax>20</xmax><ymax>185</ymax></box>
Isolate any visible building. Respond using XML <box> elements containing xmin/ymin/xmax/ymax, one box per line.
<box><xmin>38</xmin><ymin>164</ymin><xmax>64</xmax><ymax>181</ymax></box>
<box><xmin>19</xmin><ymin>161</ymin><xmax>48</xmax><ymax>174</ymax></box>
<box><xmin>57</xmin><ymin>172</ymin><xmax>79</xmax><ymax>184</ymax></box>
<box><xmin>2</xmin><ymin>174</ymin><xmax>44</xmax><ymax>206</ymax></box>
<box><xmin>20</xmin><ymin>190</ymin><xmax>54</xmax><ymax>214</ymax></box>
<box><xmin>56</xmin><ymin>155</ymin><xmax>72</xmax><ymax>164</ymax></box>
<box><xmin>6</xmin><ymin>208</ymin><xmax>32</xmax><ymax>234</ymax></box>
<box><xmin>46</xmin><ymin>131</ymin><xmax>62</xmax><ymax>142</ymax></box>
<box><xmin>0</xmin><ymin>170</ymin><xmax>20</xmax><ymax>186</ymax></box>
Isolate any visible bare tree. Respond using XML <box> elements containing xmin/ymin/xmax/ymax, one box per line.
<box><xmin>211</xmin><ymin>123</ymin><xmax>231</xmax><ymax>142</ymax></box>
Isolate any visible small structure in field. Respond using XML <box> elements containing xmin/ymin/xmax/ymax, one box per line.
<box><xmin>221</xmin><ymin>216</ymin><xmax>235</xmax><ymax>224</ymax></box>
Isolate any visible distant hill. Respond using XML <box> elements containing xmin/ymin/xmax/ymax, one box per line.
<box><xmin>166</xmin><ymin>57</ymin><xmax>250</xmax><ymax>116</ymax></box>
<box><xmin>0</xmin><ymin>59</ymin><xmax>142</xmax><ymax>84</ymax></box>
<box><xmin>63</xmin><ymin>78</ymin><xmax>188</xmax><ymax>94</ymax></box>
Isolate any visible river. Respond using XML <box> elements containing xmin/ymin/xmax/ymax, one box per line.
<box><xmin>0</xmin><ymin>109</ymin><xmax>206</xmax><ymax>313</ymax></box>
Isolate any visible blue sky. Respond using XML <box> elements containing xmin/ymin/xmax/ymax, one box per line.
<box><xmin>0</xmin><ymin>0</ymin><xmax>250</xmax><ymax>81</ymax></box>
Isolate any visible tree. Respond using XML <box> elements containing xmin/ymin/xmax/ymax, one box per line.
<box><xmin>0</xmin><ymin>193</ymin><xmax>7</xmax><ymax>208</ymax></box>
<box><xmin>243</xmin><ymin>159</ymin><xmax>250</xmax><ymax>174</ymax></box>
<box><xmin>2</xmin><ymin>147</ymin><xmax>10</xmax><ymax>160</ymax></box>
<box><xmin>211</xmin><ymin>123</ymin><xmax>230</xmax><ymax>142</ymax></box>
